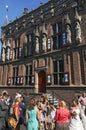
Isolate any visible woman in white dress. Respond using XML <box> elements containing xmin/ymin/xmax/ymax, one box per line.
<box><xmin>69</xmin><ymin>99</ymin><xmax>84</xmax><ymax>130</ymax></box>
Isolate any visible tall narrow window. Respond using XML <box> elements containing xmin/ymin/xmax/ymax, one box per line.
<box><xmin>53</xmin><ymin>60</ymin><xmax>64</xmax><ymax>85</ymax></box>
<box><xmin>10</xmin><ymin>49</ymin><xmax>12</xmax><ymax>60</ymax></box>
<box><xmin>58</xmin><ymin>22</ymin><xmax>63</xmax><ymax>49</ymax></box>
<box><xmin>52</xmin><ymin>23</ymin><xmax>58</xmax><ymax>50</ymax></box>
<box><xmin>12</xmin><ymin>67</ymin><xmax>18</xmax><ymax>85</ymax></box>
<box><xmin>25</xmin><ymin>65</ymin><xmax>29</xmax><ymax>85</ymax></box>
<box><xmin>27</xmin><ymin>33</ymin><xmax>34</xmax><ymax>55</ymax></box>
<box><xmin>47</xmin><ymin>38</ymin><xmax>51</xmax><ymax>51</ymax></box>
<box><xmin>58</xmin><ymin>22</ymin><xmax>62</xmax><ymax>33</ymax></box>
<box><xmin>14</xmin><ymin>38</ymin><xmax>20</xmax><ymax>59</ymax></box>
<box><xmin>58</xmin><ymin>34</ymin><xmax>62</xmax><ymax>49</ymax></box>
<box><xmin>29</xmin><ymin>65</ymin><xmax>33</xmax><ymax>85</ymax></box>
<box><xmin>53</xmin><ymin>23</ymin><xmax>57</xmax><ymax>34</ymax></box>
<box><xmin>53</xmin><ymin>36</ymin><xmax>58</xmax><ymax>50</ymax></box>
<box><xmin>53</xmin><ymin>61</ymin><xmax>58</xmax><ymax>84</ymax></box>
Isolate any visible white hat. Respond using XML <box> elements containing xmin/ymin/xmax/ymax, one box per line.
<box><xmin>15</xmin><ymin>93</ymin><xmax>22</xmax><ymax>99</ymax></box>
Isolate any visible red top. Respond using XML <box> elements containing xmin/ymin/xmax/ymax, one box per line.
<box><xmin>13</xmin><ymin>103</ymin><xmax>20</xmax><ymax>116</ymax></box>
<box><xmin>54</xmin><ymin>108</ymin><xmax>70</xmax><ymax>123</ymax></box>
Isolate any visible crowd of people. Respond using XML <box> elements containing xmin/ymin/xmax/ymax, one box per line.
<box><xmin>0</xmin><ymin>90</ymin><xmax>86</xmax><ymax>130</ymax></box>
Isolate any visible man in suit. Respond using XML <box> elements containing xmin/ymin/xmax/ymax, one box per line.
<box><xmin>0</xmin><ymin>93</ymin><xmax>8</xmax><ymax>130</ymax></box>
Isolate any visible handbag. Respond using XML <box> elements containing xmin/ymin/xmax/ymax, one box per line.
<box><xmin>8</xmin><ymin>116</ymin><xmax>18</xmax><ymax>129</ymax></box>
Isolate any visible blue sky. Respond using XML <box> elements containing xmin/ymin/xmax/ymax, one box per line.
<box><xmin>0</xmin><ymin>0</ymin><xmax>48</xmax><ymax>54</ymax></box>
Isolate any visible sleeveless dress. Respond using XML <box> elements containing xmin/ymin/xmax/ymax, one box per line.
<box><xmin>69</xmin><ymin>109</ymin><xmax>84</xmax><ymax>130</ymax></box>
<box><xmin>26</xmin><ymin>107</ymin><xmax>38</xmax><ymax>130</ymax></box>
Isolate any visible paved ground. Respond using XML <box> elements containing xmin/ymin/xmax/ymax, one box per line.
<box><xmin>20</xmin><ymin>124</ymin><xmax>26</xmax><ymax>130</ymax></box>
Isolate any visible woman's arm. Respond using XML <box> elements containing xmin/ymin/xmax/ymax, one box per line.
<box><xmin>26</xmin><ymin>110</ymin><xmax>29</xmax><ymax>125</ymax></box>
<box><xmin>14</xmin><ymin>107</ymin><xmax>19</xmax><ymax>121</ymax></box>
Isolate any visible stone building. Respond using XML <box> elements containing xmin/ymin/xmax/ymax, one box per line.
<box><xmin>0</xmin><ymin>0</ymin><xmax>86</xmax><ymax>101</ymax></box>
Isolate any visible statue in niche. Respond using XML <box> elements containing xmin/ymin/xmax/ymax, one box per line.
<box><xmin>75</xmin><ymin>21</ymin><xmax>81</xmax><ymax>43</ymax></box>
<box><xmin>24</xmin><ymin>35</ymin><xmax>28</xmax><ymax>56</ymax></box>
<box><xmin>2</xmin><ymin>48</ymin><xmax>5</xmax><ymax>62</ymax></box>
<box><xmin>66</xmin><ymin>24</ymin><xmax>71</xmax><ymax>44</ymax></box>
<box><xmin>1</xmin><ymin>42</ymin><xmax>6</xmax><ymax>62</ymax></box>
<box><xmin>35</xmin><ymin>36</ymin><xmax>39</xmax><ymax>53</ymax></box>
<box><xmin>42</xmin><ymin>33</ymin><xmax>46</xmax><ymax>52</ymax></box>
<box><xmin>6</xmin><ymin>47</ymin><xmax>10</xmax><ymax>60</ymax></box>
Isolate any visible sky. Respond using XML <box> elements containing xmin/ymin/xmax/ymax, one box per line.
<box><xmin>0</xmin><ymin>0</ymin><xmax>48</xmax><ymax>54</ymax></box>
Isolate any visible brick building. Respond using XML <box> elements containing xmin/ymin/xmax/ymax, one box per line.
<box><xmin>0</xmin><ymin>0</ymin><xmax>86</xmax><ymax>101</ymax></box>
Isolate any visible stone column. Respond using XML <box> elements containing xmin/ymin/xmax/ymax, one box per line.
<box><xmin>72</xmin><ymin>51</ymin><xmax>82</xmax><ymax>85</ymax></box>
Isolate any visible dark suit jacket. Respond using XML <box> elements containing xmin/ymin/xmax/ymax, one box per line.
<box><xmin>0</xmin><ymin>99</ymin><xmax>8</xmax><ymax>118</ymax></box>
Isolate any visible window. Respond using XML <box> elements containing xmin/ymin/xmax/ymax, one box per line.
<box><xmin>19</xmin><ymin>48</ymin><xmax>22</xmax><ymax>57</ymax></box>
<box><xmin>58</xmin><ymin>34</ymin><xmax>63</xmax><ymax>49</ymax></box>
<box><xmin>7</xmin><ymin>77</ymin><xmax>11</xmax><ymax>85</ymax></box>
<box><xmin>53</xmin><ymin>61</ymin><xmax>58</xmax><ymax>84</ymax></box>
<box><xmin>29</xmin><ymin>65</ymin><xmax>33</xmax><ymax>85</ymax></box>
<box><xmin>52</xmin><ymin>22</ymin><xmax>63</xmax><ymax>50</ymax></box>
<box><xmin>53</xmin><ymin>36</ymin><xmax>58</xmax><ymax>50</ymax></box>
<box><xmin>47</xmin><ymin>74</ymin><xmax>51</xmax><ymax>84</ymax></box>
<box><xmin>47</xmin><ymin>38</ymin><xmax>51</xmax><ymax>51</ymax></box>
<box><xmin>25</xmin><ymin>64</ymin><xmax>33</xmax><ymax>85</ymax></box>
<box><xmin>25</xmin><ymin>65</ymin><xmax>29</xmax><ymax>85</ymax></box>
<box><xmin>10</xmin><ymin>49</ymin><xmax>12</xmax><ymax>60</ymax></box>
<box><xmin>53</xmin><ymin>23</ymin><xmax>57</xmax><ymax>34</ymax></box>
<box><xmin>31</xmin><ymin>76</ymin><xmax>35</xmax><ymax>84</ymax></box>
<box><xmin>53</xmin><ymin>60</ymin><xmax>64</xmax><ymax>85</ymax></box>
<box><xmin>27</xmin><ymin>33</ymin><xmax>34</xmax><ymax>55</ymax></box>
<box><xmin>12</xmin><ymin>67</ymin><xmax>18</xmax><ymax>85</ymax></box>
<box><xmin>14</xmin><ymin>38</ymin><xmax>20</xmax><ymax>59</ymax></box>
<box><xmin>58</xmin><ymin>22</ymin><xmax>62</xmax><ymax>33</ymax></box>
<box><xmin>62</xmin><ymin>33</ymin><xmax>67</xmax><ymax>45</ymax></box>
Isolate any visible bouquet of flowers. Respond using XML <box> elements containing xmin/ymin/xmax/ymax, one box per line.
<box><xmin>71</xmin><ymin>111</ymin><xmax>77</xmax><ymax>119</ymax></box>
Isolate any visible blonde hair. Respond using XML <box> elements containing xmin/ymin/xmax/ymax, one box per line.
<box><xmin>61</xmin><ymin>101</ymin><xmax>66</xmax><ymax>107</ymax></box>
<box><xmin>15</xmin><ymin>97</ymin><xmax>20</xmax><ymax>103</ymax></box>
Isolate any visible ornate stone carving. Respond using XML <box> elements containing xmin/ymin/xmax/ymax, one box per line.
<box><xmin>75</xmin><ymin>21</ymin><xmax>81</xmax><ymax>43</ymax></box>
<box><xmin>74</xmin><ymin>9</ymin><xmax>82</xmax><ymax>43</ymax></box>
<box><xmin>35</xmin><ymin>36</ymin><xmax>39</xmax><ymax>53</ymax></box>
<box><xmin>24</xmin><ymin>35</ymin><xmax>28</xmax><ymax>56</ymax></box>
<box><xmin>65</xmin><ymin>14</ymin><xmax>71</xmax><ymax>44</ymax></box>
<box><xmin>75</xmin><ymin>8</ymin><xmax>81</xmax><ymax>22</ymax></box>
<box><xmin>42</xmin><ymin>33</ymin><xmax>46</xmax><ymax>52</ymax></box>
<box><xmin>65</xmin><ymin>14</ymin><xmax>71</xmax><ymax>25</ymax></box>
<box><xmin>66</xmin><ymin>24</ymin><xmax>71</xmax><ymax>44</ymax></box>
<box><xmin>35</xmin><ymin>26</ymin><xmax>39</xmax><ymax>53</ymax></box>
<box><xmin>6</xmin><ymin>40</ymin><xmax>11</xmax><ymax>60</ymax></box>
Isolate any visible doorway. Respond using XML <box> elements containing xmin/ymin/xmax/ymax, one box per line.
<box><xmin>38</xmin><ymin>70</ymin><xmax>46</xmax><ymax>93</ymax></box>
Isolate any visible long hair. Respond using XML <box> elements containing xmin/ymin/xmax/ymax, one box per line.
<box><xmin>27</xmin><ymin>98</ymin><xmax>35</xmax><ymax>110</ymax></box>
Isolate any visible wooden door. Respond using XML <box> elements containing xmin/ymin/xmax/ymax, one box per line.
<box><xmin>38</xmin><ymin>70</ymin><xmax>46</xmax><ymax>93</ymax></box>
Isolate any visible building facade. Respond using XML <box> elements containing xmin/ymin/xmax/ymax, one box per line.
<box><xmin>0</xmin><ymin>0</ymin><xmax>86</xmax><ymax>101</ymax></box>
